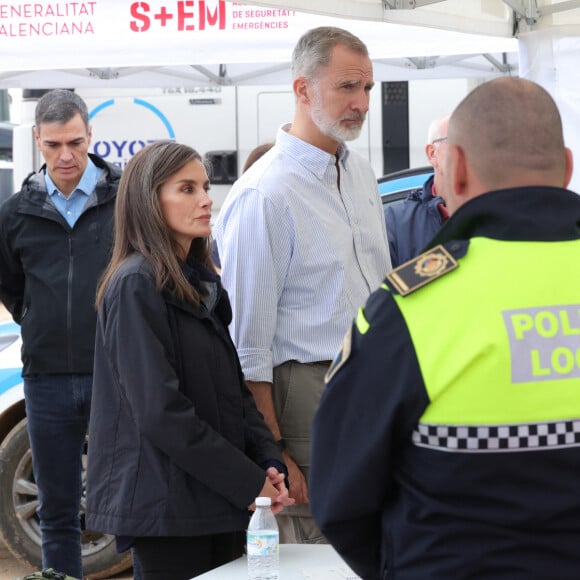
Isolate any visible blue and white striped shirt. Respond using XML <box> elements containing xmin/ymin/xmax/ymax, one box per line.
<box><xmin>45</xmin><ymin>158</ymin><xmax>101</xmax><ymax>228</ymax></box>
<box><xmin>214</xmin><ymin>125</ymin><xmax>391</xmax><ymax>383</ymax></box>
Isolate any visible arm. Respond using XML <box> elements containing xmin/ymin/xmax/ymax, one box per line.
<box><xmin>103</xmin><ymin>271</ymin><xmax>271</xmax><ymax>510</ymax></box>
<box><xmin>246</xmin><ymin>380</ymin><xmax>309</xmax><ymax>505</ymax></box>
<box><xmin>310</xmin><ymin>286</ymin><xmax>429</xmax><ymax>579</ymax></box>
<box><xmin>217</xmin><ymin>190</ymin><xmax>303</xmax><ymax>497</ymax></box>
<box><xmin>217</xmin><ymin>190</ymin><xmax>291</xmax><ymax>381</ymax></box>
<box><xmin>246</xmin><ymin>381</ymin><xmax>281</xmax><ymax>440</ymax></box>
<box><xmin>240</xmin><ymin>382</ymin><xmax>294</xmax><ymax>512</ymax></box>
<box><xmin>0</xmin><ymin>200</ymin><xmax>25</xmax><ymax>321</ymax></box>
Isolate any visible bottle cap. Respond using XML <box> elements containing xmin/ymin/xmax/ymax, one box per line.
<box><xmin>255</xmin><ymin>497</ymin><xmax>272</xmax><ymax>507</ymax></box>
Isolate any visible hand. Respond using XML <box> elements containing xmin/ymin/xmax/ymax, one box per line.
<box><xmin>283</xmin><ymin>452</ymin><xmax>309</xmax><ymax>506</ymax></box>
<box><xmin>266</xmin><ymin>467</ymin><xmax>294</xmax><ymax>514</ymax></box>
<box><xmin>266</xmin><ymin>466</ymin><xmax>286</xmax><ymax>489</ymax></box>
<box><xmin>248</xmin><ymin>472</ymin><xmax>295</xmax><ymax>515</ymax></box>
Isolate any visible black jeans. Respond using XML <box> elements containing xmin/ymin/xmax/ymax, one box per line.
<box><xmin>133</xmin><ymin>532</ymin><xmax>245</xmax><ymax>580</ymax></box>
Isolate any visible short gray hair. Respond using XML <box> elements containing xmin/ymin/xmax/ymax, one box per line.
<box><xmin>35</xmin><ymin>89</ymin><xmax>89</xmax><ymax>131</ymax></box>
<box><xmin>291</xmin><ymin>26</ymin><xmax>369</xmax><ymax>81</ymax></box>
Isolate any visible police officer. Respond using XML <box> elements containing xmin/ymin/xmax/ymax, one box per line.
<box><xmin>310</xmin><ymin>77</ymin><xmax>580</xmax><ymax>580</ymax></box>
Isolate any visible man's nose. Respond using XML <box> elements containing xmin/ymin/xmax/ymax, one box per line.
<box><xmin>60</xmin><ymin>147</ymin><xmax>73</xmax><ymax>161</ymax></box>
<box><xmin>352</xmin><ymin>89</ymin><xmax>370</xmax><ymax>113</ymax></box>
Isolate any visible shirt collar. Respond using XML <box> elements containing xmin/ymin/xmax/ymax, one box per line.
<box><xmin>45</xmin><ymin>157</ymin><xmax>99</xmax><ymax>198</ymax></box>
<box><xmin>277</xmin><ymin>124</ymin><xmax>350</xmax><ymax>180</ymax></box>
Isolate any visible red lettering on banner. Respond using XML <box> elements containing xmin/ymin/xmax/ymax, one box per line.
<box><xmin>0</xmin><ymin>2</ymin><xmax>97</xmax><ymax>18</ymax></box>
<box><xmin>130</xmin><ymin>2</ymin><xmax>151</xmax><ymax>32</ymax></box>
<box><xmin>229</xmin><ymin>4</ymin><xmax>295</xmax><ymax>31</ymax></box>
<box><xmin>155</xmin><ymin>6</ymin><xmax>173</xmax><ymax>26</ymax></box>
<box><xmin>0</xmin><ymin>2</ymin><xmax>97</xmax><ymax>37</ymax></box>
<box><xmin>128</xmin><ymin>1</ymin><xmax>226</xmax><ymax>33</ymax></box>
<box><xmin>0</xmin><ymin>20</ymin><xmax>95</xmax><ymax>36</ymax></box>
<box><xmin>177</xmin><ymin>1</ymin><xmax>194</xmax><ymax>31</ymax></box>
<box><xmin>0</xmin><ymin>1</ymin><xmax>296</xmax><ymax>38</ymax></box>
<box><xmin>199</xmin><ymin>0</ymin><xmax>225</xmax><ymax>30</ymax></box>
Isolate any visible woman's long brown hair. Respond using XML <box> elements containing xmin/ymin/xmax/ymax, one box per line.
<box><xmin>96</xmin><ymin>141</ymin><xmax>215</xmax><ymax>308</ymax></box>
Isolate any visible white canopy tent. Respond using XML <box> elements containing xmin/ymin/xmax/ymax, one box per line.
<box><xmin>3</xmin><ymin>0</ymin><xmax>524</xmax><ymax>192</ymax></box>
<box><xmin>233</xmin><ymin>0</ymin><xmax>580</xmax><ymax>191</ymax></box>
<box><xmin>0</xmin><ymin>1</ymin><xmax>518</xmax><ymax>88</ymax></box>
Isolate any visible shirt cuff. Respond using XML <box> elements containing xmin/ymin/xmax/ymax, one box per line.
<box><xmin>238</xmin><ymin>348</ymin><xmax>274</xmax><ymax>383</ymax></box>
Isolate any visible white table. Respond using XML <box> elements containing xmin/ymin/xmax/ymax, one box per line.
<box><xmin>194</xmin><ymin>543</ymin><xmax>360</xmax><ymax>579</ymax></box>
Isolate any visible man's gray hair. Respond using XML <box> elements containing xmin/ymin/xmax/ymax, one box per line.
<box><xmin>291</xmin><ymin>26</ymin><xmax>369</xmax><ymax>81</ymax></box>
<box><xmin>35</xmin><ymin>89</ymin><xmax>89</xmax><ymax>130</ymax></box>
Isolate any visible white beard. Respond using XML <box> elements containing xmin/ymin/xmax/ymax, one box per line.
<box><xmin>310</xmin><ymin>86</ymin><xmax>365</xmax><ymax>142</ymax></box>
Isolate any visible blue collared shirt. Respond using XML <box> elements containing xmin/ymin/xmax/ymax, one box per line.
<box><xmin>45</xmin><ymin>158</ymin><xmax>102</xmax><ymax>228</ymax></box>
<box><xmin>214</xmin><ymin>125</ymin><xmax>391</xmax><ymax>383</ymax></box>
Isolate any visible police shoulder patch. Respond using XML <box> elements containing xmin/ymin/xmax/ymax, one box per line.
<box><xmin>325</xmin><ymin>326</ymin><xmax>352</xmax><ymax>384</ymax></box>
<box><xmin>386</xmin><ymin>244</ymin><xmax>458</xmax><ymax>297</ymax></box>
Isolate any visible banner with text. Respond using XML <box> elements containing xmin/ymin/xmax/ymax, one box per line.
<box><xmin>1</xmin><ymin>0</ymin><xmax>518</xmax><ymax>73</ymax></box>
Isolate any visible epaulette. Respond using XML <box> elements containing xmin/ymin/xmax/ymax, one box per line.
<box><xmin>386</xmin><ymin>243</ymin><xmax>461</xmax><ymax>297</ymax></box>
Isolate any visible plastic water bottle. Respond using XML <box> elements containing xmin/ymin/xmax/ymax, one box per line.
<box><xmin>247</xmin><ymin>497</ymin><xmax>279</xmax><ymax>580</ymax></box>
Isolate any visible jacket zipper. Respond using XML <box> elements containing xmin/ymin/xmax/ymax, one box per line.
<box><xmin>67</xmin><ymin>234</ymin><xmax>74</xmax><ymax>371</ymax></box>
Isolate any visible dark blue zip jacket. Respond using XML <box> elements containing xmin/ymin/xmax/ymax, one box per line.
<box><xmin>384</xmin><ymin>175</ymin><xmax>444</xmax><ymax>267</ymax></box>
<box><xmin>87</xmin><ymin>254</ymin><xmax>285</xmax><ymax>536</ymax></box>
<box><xmin>0</xmin><ymin>154</ymin><xmax>121</xmax><ymax>376</ymax></box>
<box><xmin>312</xmin><ymin>187</ymin><xmax>580</xmax><ymax>580</ymax></box>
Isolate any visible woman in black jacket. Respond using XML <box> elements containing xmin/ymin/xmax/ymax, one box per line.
<box><xmin>86</xmin><ymin>141</ymin><xmax>292</xmax><ymax>580</ymax></box>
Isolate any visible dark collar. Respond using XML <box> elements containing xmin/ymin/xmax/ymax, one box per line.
<box><xmin>428</xmin><ymin>186</ymin><xmax>580</xmax><ymax>248</ymax></box>
<box><xmin>181</xmin><ymin>258</ymin><xmax>220</xmax><ymax>289</ymax></box>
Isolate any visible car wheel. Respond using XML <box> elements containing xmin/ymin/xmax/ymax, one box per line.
<box><xmin>0</xmin><ymin>418</ymin><xmax>131</xmax><ymax>579</ymax></box>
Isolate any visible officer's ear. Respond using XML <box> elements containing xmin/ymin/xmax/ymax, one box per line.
<box><xmin>444</xmin><ymin>143</ymin><xmax>468</xmax><ymax>215</ymax></box>
<box><xmin>449</xmin><ymin>144</ymin><xmax>467</xmax><ymax>196</ymax></box>
<box><xmin>563</xmin><ymin>147</ymin><xmax>574</xmax><ymax>188</ymax></box>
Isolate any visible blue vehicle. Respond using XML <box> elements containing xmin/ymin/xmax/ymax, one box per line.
<box><xmin>378</xmin><ymin>165</ymin><xmax>433</xmax><ymax>205</ymax></box>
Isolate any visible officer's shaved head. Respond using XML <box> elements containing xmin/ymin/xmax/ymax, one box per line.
<box><xmin>444</xmin><ymin>77</ymin><xmax>573</xmax><ymax>213</ymax></box>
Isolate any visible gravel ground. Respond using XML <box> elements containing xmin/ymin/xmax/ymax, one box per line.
<box><xmin>0</xmin><ymin>543</ymin><xmax>35</xmax><ymax>580</ymax></box>
<box><xmin>0</xmin><ymin>542</ymin><xmax>134</xmax><ymax>580</ymax></box>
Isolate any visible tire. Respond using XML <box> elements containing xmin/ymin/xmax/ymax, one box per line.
<box><xmin>0</xmin><ymin>418</ymin><xmax>132</xmax><ymax>579</ymax></box>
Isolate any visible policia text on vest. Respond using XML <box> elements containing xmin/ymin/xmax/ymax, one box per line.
<box><xmin>504</xmin><ymin>305</ymin><xmax>580</xmax><ymax>382</ymax></box>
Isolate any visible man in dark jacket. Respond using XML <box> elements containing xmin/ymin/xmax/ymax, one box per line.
<box><xmin>311</xmin><ymin>77</ymin><xmax>580</xmax><ymax>579</ymax></box>
<box><xmin>0</xmin><ymin>90</ymin><xmax>121</xmax><ymax>579</ymax></box>
<box><xmin>384</xmin><ymin>115</ymin><xmax>449</xmax><ymax>267</ymax></box>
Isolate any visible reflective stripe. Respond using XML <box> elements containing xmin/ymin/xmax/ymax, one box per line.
<box><xmin>413</xmin><ymin>419</ymin><xmax>580</xmax><ymax>453</ymax></box>
<box><xmin>355</xmin><ymin>307</ymin><xmax>370</xmax><ymax>335</ymax></box>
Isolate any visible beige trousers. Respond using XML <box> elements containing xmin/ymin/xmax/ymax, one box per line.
<box><xmin>272</xmin><ymin>360</ymin><xmax>330</xmax><ymax>544</ymax></box>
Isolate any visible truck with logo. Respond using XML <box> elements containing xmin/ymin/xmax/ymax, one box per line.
<box><xmin>11</xmin><ymin>79</ymin><xmax>472</xmax><ymax>214</ymax></box>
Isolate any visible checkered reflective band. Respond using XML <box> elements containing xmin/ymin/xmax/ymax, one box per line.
<box><xmin>413</xmin><ymin>419</ymin><xmax>580</xmax><ymax>453</ymax></box>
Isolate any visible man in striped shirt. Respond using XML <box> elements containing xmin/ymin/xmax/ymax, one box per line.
<box><xmin>213</xmin><ymin>26</ymin><xmax>391</xmax><ymax>543</ymax></box>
